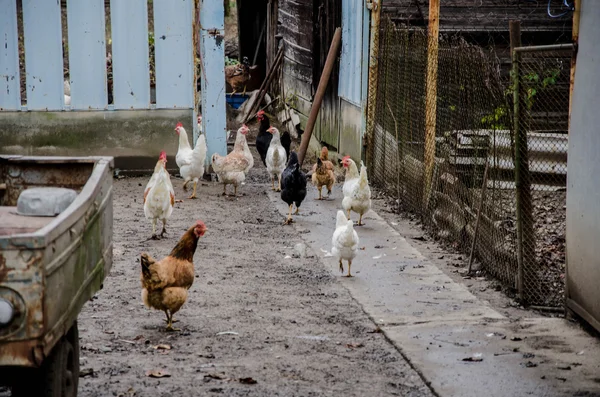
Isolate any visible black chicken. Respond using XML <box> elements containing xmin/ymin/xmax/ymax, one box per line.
<box><xmin>280</xmin><ymin>151</ymin><xmax>307</xmax><ymax>225</ymax></box>
<box><xmin>256</xmin><ymin>110</ymin><xmax>291</xmax><ymax>166</ymax></box>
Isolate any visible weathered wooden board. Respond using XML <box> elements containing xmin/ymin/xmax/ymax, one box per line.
<box><xmin>22</xmin><ymin>0</ymin><xmax>64</xmax><ymax>110</ymax></box>
<box><xmin>0</xmin><ymin>0</ymin><xmax>21</xmax><ymax>110</ymax></box>
<box><xmin>67</xmin><ymin>0</ymin><xmax>108</xmax><ymax>110</ymax></box>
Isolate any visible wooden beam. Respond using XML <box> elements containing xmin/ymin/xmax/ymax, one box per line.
<box><xmin>423</xmin><ymin>0</ymin><xmax>440</xmax><ymax>209</ymax></box>
<box><xmin>297</xmin><ymin>27</ymin><xmax>342</xmax><ymax>166</ymax></box>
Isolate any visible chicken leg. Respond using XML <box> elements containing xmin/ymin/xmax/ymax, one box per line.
<box><xmin>271</xmin><ymin>176</ymin><xmax>275</xmax><ymax>191</ymax></box>
<box><xmin>316</xmin><ymin>187</ymin><xmax>323</xmax><ymax>200</ymax></box>
<box><xmin>344</xmin><ymin>260</ymin><xmax>353</xmax><ymax>277</ymax></box>
<box><xmin>277</xmin><ymin>174</ymin><xmax>282</xmax><ymax>192</ymax></box>
<box><xmin>164</xmin><ymin>311</ymin><xmax>180</xmax><ymax>332</ymax></box>
<box><xmin>188</xmin><ymin>181</ymin><xmax>198</xmax><ymax>199</ymax></box>
<box><xmin>151</xmin><ymin>219</ymin><xmax>159</xmax><ymax>240</ymax></box>
<box><xmin>283</xmin><ymin>204</ymin><xmax>293</xmax><ymax>225</ymax></box>
<box><xmin>183</xmin><ymin>180</ymin><xmax>189</xmax><ymax>191</ymax></box>
<box><xmin>346</xmin><ymin>209</ymin><xmax>352</xmax><ymax>220</ymax></box>
<box><xmin>160</xmin><ymin>220</ymin><xmax>167</xmax><ymax>237</ymax></box>
<box><xmin>242</xmin><ymin>85</ymin><xmax>247</xmax><ymax>96</ymax></box>
<box><xmin>357</xmin><ymin>213</ymin><xmax>364</xmax><ymax>226</ymax></box>
<box><xmin>222</xmin><ymin>183</ymin><xmax>227</xmax><ymax>196</ymax></box>
<box><xmin>339</xmin><ymin>259</ymin><xmax>344</xmax><ymax>273</ymax></box>
<box><xmin>234</xmin><ymin>184</ymin><xmax>238</xmax><ymax>197</ymax></box>
<box><xmin>294</xmin><ymin>206</ymin><xmax>300</xmax><ymax>215</ymax></box>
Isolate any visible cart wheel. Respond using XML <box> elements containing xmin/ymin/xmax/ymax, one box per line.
<box><xmin>11</xmin><ymin>321</ymin><xmax>80</xmax><ymax>397</ymax></box>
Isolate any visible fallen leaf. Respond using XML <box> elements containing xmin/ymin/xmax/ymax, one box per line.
<box><xmin>359</xmin><ymin>246</ymin><xmax>366</xmax><ymax>250</ymax></box>
<box><xmin>146</xmin><ymin>370</ymin><xmax>171</xmax><ymax>378</ymax></box>
<box><xmin>216</xmin><ymin>331</ymin><xmax>239</xmax><ymax>336</ymax></box>
<box><xmin>556</xmin><ymin>365</ymin><xmax>571</xmax><ymax>370</ymax></box>
<box><xmin>204</xmin><ymin>373</ymin><xmax>228</xmax><ymax>380</ymax></box>
<box><xmin>104</xmin><ymin>330</ymin><xmax>115</xmax><ymax>335</ymax></box>
<box><xmin>462</xmin><ymin>357</ymin><xmax>483</xmax><ymax>362</ymax></box>
<box><xmin>238</xmin><ymin>377</ymin><xmax>257</xmax><ymax>384</ymax></box>
<box><xmin>79</xmin><ymin>368</ymin><xmax>94</xmax><ymax>378</ymax></box>
<box><xmin>153</xmin><ymin>344</ymin><xmax>172</xmax><ymax>350</ymax></box>
<box><xmin>367</xmin><ymin>326</ymin><xmax>382</xmax><ymax>334</ymax></box>
<box><xmin>345</xmin><ymin>342</ymin><xmax>364</xmax><ymax>348</ymax></box>
<box><xmin>510</xmin><ymin>336</ymin><xmax>523</xmax><ymax>341</ymax></box>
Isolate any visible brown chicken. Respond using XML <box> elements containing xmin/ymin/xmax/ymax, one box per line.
<box><xmin>311</xmin><ymin>146</ymin><xmax>335</xmax><ymax>173</ymax></box>
<box><xmin>225</xmin><ymin>56</ymin><xmax>256</xmax><ymax>96</ymax></box>
<box><xmin>140</xmin><ymin>220</ymin><xmax>207</xmax><ymax>331</ymax></box>
<box><xmin>312</xmin><ymin>157</ymin><xmax>336</xmax><ymax>200</ymax></box>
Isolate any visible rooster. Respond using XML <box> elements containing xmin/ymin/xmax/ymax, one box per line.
<box><xmin>341</xmin><ymin>157</ymin><xmax>372</xmax><ymax>226</ymax></box>
<box><xmin>332</xmin><ymin>210</ymin><xmax>359</xmax><ymax>277</ymax></box>
<box><xmin>211</xmin><ymin>127</ymin><xmax>249</xmax><ymax>196</ymax></box>
<box><xmin>141</xmin><ymin>220</ymin><xmax>207</xmax><ymax>331</ymax></box>
<box><xmin>266</xmin><ymin>127</ymin><xmax>287</xmax><ymax>191</ymax></box>
<box><xmin>143</xmin><ymin>151</ymin><xmax>175</xmax><ymax>239</ymax></box>
<box><xmin>281</xmin><ymin>151</ymin><xmax>307</xmax><ymax>225</ymax></box>
<box><xmin>256</xmin><ymin>110</ymin><xmax>291</xmax><ymax>166</ymax></box>
<box><xmin>175</xmin><ymin>122</ymin><xmax>207</xmax><ymax>199</ymax></box>
<box><xmin>225</xmin><ymin>56</ymin><xmax>256</xmax><ymax>96</ymax></box>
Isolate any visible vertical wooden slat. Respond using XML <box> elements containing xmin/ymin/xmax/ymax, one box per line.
<box><xmin>153</xmin><ymin>0</ymin><xmax>194</xmax><ymax>109</ymax></box>
<box><xmin>0</xmin><ymin>0</ymin><xmax>21</xmax><ymax>110</ymax></box>
<box><xmin>22</xmin><ymin>0</ymin><xmax>64</xmax><ymax>110</ymax></box>
<box><xmin>338</xmin><ymin>0</ymin><xmax>363</xmax><ymax>106</ymax></box>
<box><xmin>110</xmin><ymin>0</ymin><xmax>150</xmax><ymax>109</ymax></box>
<box><xmin>200</xmin><ymin>0</ymin><xmax>227</xmax><ymax>160</ymax></box>
<box><xmin>67</xmin><ymin>0</ymin><xmax>107</xmax><ymax>110</ymax></box>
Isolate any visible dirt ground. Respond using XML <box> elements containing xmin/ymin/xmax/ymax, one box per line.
<box><xmin>72</xmin><ymin>151</ymin><xmax>432</xmax><ymax>396</ymax></box>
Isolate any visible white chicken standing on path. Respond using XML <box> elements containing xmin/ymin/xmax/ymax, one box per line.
<box><xmin>175</xmin><ymin>121</ymin><xmax>207</xmax><ymax>199</ymax></box>
<box><xmin>341</xmin><ymin>157</ymin><xmax>372</xmax><ymax>226</ymax></box>
<box><xmin>332</xmin><ymin>210</ymin><xmax>359</xmax><ymax>277</ymax></box>
<box><xmin>144</xmin><ymin>151</ymin><xmax>175</xmax><ymax>240</ymax></box>
<box><xmin>266</xmin><ymin>127</ymin><xmax>287</xmax><ymax>192</ymax></box>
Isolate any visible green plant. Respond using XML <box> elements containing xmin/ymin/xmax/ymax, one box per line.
<box><xmin>225</xmin><ymin>56</ymin><xmax>239</xmax><ymax>66</ymax></box>
<box><xmin>481</xmin><ymin>106</ymin><xmax>508</xmax><ymax>130</ymax></box>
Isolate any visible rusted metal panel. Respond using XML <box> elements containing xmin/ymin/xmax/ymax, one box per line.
<box><xmin>0</xmin><ymin>156</ymin><xmax>113</xmax><ymax>367</ymax></box>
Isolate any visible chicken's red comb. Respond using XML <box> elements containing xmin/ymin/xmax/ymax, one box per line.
<box><xmin>242</xmin><ymin>124</ymin><xmax>248</xmax><ymax>129</ymax></box>
<box><xmin>257</xmin><ymin>110</ymin><xmax>265</xmax><ymax>116</ymax></box>
<box><xmin>176</xmin><ymin>122</ymin><xmax>183</xmax><ymax>128</ymax></box>
<box><xmin>195</xmin><ymin>220</ymin><xmax>207</xmax><ymax>228</ymax></box>
<box><xmin>159</xmin><ymin>151</ymin><xmax>167</xmax><ymax>160</ymax></box>
<box><xmin>342</xmin><ymin>155</ymin><xmax>351</xmax><ymax>161</ymax></box>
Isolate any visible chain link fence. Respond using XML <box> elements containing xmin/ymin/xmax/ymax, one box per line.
<box><xmin>367</xmin><ymin>17</ymin><xmax>573</xmax><ymax>309</ymax></box>
<box><xmin>512</xmin><ymin>44</ymin><xmax>573</xmax><ymax>307</ymax></box>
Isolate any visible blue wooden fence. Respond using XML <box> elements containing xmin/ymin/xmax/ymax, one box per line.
<box><xmin>0</xmin><ymin>0</ymin><xmax>226</xmax><ymax>163</ymax></box>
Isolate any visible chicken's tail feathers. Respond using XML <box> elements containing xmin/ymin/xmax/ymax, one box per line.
<box><xmin>358</xmin><ymin>163</ymin><xmax>369</xmax><ymax>189</ymax></box>
<box><xmin>336</xmin><ymin>210</ymin><xmax>348</xmax><ymax>229</ymax></box>
<box><xmin>140</xmin><ymin>253</ymin><xmax>155</xmax><ymax>279</ymax></box>
<box><xmin>192</xmin><ymin>133</ymin><xmax>207</xmax><ymax>167</ymax></box>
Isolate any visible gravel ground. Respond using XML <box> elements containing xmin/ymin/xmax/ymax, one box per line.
<box><xmin>71</xmin><ymin>154</ymin><xmax>432</xmax><ymax>396</ymax></box>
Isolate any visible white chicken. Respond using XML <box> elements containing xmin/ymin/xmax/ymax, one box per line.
<box><xmin>238</xmin><ymin>124</ymin><xmax>254</xmax><ymax>175</ymax></box>
<box><xmin>331</xmin><ymin>210</ymin><xmax>359</xmax><ymax>277</ymax></box>
<box><xmin>144</xmin><ymin>151</ymin><xmax>175</xmax><ymax>239</ymax></box>
<box><xmin>341</xmin><ymin>156</ymin><xmax>371</xmax><ymax>226</ymax></box>
<box><xmin>265</xmin><ymin>127</ymin><xmax>287</xmax><ymax>191</ymax></box>
<box><xmin>211</xmin><ymin>126</ymin><xmax>249</xmax><ymax>197</ymax></box>
<box><xmin>175</xmin><ymin>122</ymin><xmax>207</xmax><ymax>199</ymax></box>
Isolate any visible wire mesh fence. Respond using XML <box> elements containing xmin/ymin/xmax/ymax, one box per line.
<box><xmin>367</xmin><ymin>17</ymin><xmax>573</xmax><ymax>309</ymax></box>
<box><xmin>512</xmin><ymin>44</ymin><xmax>572</xmax><ymax>307</ymax></box>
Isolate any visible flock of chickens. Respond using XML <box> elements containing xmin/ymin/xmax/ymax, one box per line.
<box><xmin>140</xmin><ymin>111</ymin><xmax>372</xmax><ymax>330</ymax></box>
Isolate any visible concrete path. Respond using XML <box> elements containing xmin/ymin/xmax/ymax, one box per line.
<box><xmin>269</xmin><ymin>186</ymin><xmax>600</xmax><ymax>397</ymax></box>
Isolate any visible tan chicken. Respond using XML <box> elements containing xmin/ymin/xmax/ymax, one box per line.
<box><xmin>311</xmin><ymin>157</ymin><xmax>336</xmax><ymax>200</ymax></box>
<box><xmin>211</xmin><ymin>126</ymin><xmax>250</xmax><ymax>196</ymax></box>
<box><xmin>225</xmin><ymin>56</ymin><xmax>256</xmax><ymax>96</ymax></box>
<box><xmin>311</xmin><ymin>146</ymin><xmax>335</xmax><ymax>173</ymax></box>
<box><xmin>311</xmin><ymin>146</ymin><xmax>335</xmax><ymax>200</ymax></box>
<box><xmin>140</xmin><ymin>220</ymin><xmax>207</xmax><ymax>331</ymax></box>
